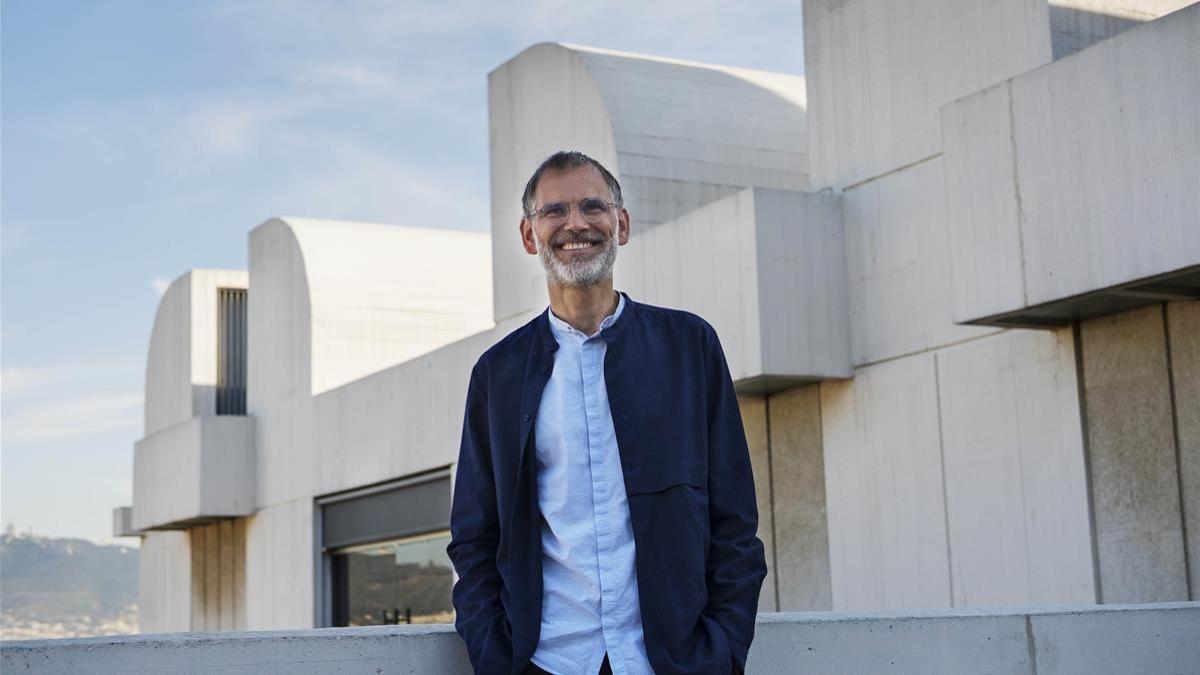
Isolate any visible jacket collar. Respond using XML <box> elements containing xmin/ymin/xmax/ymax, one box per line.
<box><xmin>535</xmin><ymin>290</ymin><xmax>637</xmax><ymax>353</ymax></box>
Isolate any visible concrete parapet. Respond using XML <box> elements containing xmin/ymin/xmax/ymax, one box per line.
<box><xmin>4</xmin><ymin>604</ymin><xmax>1197</xmax><ymax>674</ymax></box>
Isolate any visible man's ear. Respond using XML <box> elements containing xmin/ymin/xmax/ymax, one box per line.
<box><xmin>520</xmin><ymin>218</ymin><xmax>539</xmax><ymax>255</ymax></box>
<box><xmin>617</xmin><ymin>208</ymin><xmax>631</xmax><ymax>246</ymax></box>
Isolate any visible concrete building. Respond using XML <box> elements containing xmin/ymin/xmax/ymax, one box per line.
<box><xmin>116</xmin><ymin>0</ymin><xmax>1199</xmax><ymax>638</ymax></box>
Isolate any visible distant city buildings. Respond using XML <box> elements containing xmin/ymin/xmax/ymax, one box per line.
<box><xmin>118</xmin><ymin>0</ymin><xmax>1199</xmax><ymax>633</ymax></box>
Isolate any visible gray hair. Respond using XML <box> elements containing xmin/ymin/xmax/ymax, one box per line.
<box><xmin>521</xmin><ymin>150</ymin><xmax>623</xmax><ymax>217</ymax></box>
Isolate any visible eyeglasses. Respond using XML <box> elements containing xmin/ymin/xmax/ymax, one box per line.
<box><xmin>530</xmin><ymin>197</ymin><xmax>618</xmax><ymax>225</ymax></box>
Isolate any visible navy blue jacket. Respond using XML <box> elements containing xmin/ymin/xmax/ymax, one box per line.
<box><xmin>447</xmin><ymin>292</ymin><xmax>767</xmax><ymax>674</ymax></box>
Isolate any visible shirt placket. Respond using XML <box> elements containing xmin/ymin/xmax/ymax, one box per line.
<box><xmin>581</xmin><ymin>333</ymin><xmax>619</xmax><ymax>671</ymax></box>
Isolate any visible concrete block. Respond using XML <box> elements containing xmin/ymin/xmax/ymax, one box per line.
<box><xmin>1166</xmin><ymin>300</ymin><xmax>1200</xmax><ymax>599</ymax></box>
<box><xmin>111</xmin><ymin>506</ymin><xmax>135</xmax><ymax>538</ymax></box>
<box><xmin>0</xmin><ymin>625</ymin><xmax>472</xmax><ymax>675</ymax></box>
<box><xmin>751</xmin><ymin>610</ymin><xmax>1030</xmax><ymax>674</ymax></box>
<box><xmin>803</xmin><ymin>0</ymin><xmax>1052</xmax><ymax>190</ymax></box>
<box><xmin>944</xmin><ymin>5</ymin><xmax>1200</xmax><ymax>325</ymax></box>
<box><xmin>767</xmin><ymin>384</ymin><xmax>832</xmax><ymax>611</ymax></box>
<box><xmin>1029</xmin><ymin>602</ymin><xmax>1200</xmax><ymax>673</ymax></box>
<box><xmin>132</xmin><ymin>415</ymin><xmax>255</xmax><ymax>531</ymax></box>
<box><xmin>936</xmin><ymin>328</ymin><xmax>1095</xmax><ymax>606</ymax></box>
<box><xmin>842</xmin><ymin>157</ymin><xmax>997</xmax><ymax>367</ymax></box>
<box><xmin>488</xmin><ymin>43</ymin><xmax>807</xmax><ymax>323</ymax></box>
<box><xmin>615</xmin><ymin>187</ymin><xmax>851</xmax><ymax>387</ymax></box>
<box><xmin>1080</xmin><ymin>305</ymin><xmax>1188</xmax><ymax>602</ymax></box>
<box><xmin>820</xmin><ymin>353</ymin><xmax>952</xmax><ymax>610</ymax></box>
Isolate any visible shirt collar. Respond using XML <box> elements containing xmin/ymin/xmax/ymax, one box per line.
<box><xmin>546</xmin><ymin>291</ymin><xmax>626</xmax><ymax>341</ymax></box>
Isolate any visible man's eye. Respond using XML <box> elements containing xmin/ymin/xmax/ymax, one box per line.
<box><xmin>540</xmin><ymin>203</ymin><xmax>567</xmax><ymax>219</ymax></box>
<box><xmin>580</xmin><ymin>198</ymin><xmax>608</xmax><ymax>216</ymax></box>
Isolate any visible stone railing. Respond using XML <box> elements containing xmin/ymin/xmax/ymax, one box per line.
<box><xmin>3</xmin><ymin>603</ymin><xmax>1197</xmax><ymax>673</ymax></box>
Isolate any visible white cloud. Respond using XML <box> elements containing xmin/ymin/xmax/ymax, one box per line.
<box><xmin>2</xmin><ymin>391</ymin><xmax>143</xmax><ymax>443</ymax></box>
<box><xmin>149</xmin><ymin>277</ymin><xmax>172</xmax><ymax>298</ymax></box>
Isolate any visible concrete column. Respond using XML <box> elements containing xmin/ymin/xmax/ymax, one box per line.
<box><xmin>1079</xmin><ymin>304</ymin><xmax>1189</xmax><ymax>603</ymax></box>
<box><xmin>190</xmin><ymin>527</ymin><xmax>207</xmax><ymax>630</ymax></box>
<box><xmin>234</xmin><ymin>518</ymin><xmax>247</xmax><ymax>629</ymax></box>
<box><xmin>738</xmin><ymin>395</ymin><xmax>776</xmax><ymax>612</ymax></box>
<box><xmin>766</xmin><ymin>385</ymin><xmax>832</xmax><ymax>611</ymax></box>
<box><xmin>1166</xmin><ymin>300</ymin><xmax>1199</xmax><ymax>599</ymax></box>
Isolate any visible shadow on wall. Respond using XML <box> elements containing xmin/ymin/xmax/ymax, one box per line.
<box><xmin>1049</xmin><ymin>4</ymin><xmax>1156</xmax><ymax>59</ymax></box>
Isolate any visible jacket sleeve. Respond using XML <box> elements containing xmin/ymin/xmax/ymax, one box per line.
<box><xmin>701</xmin><ymin>325</ymin><xmax>768</xmax><ymax>673</ymax></box>
<box><xmin>446</xmin><ymin>362</ymin><xmax>513</xmax><ymax>673</ymax></box>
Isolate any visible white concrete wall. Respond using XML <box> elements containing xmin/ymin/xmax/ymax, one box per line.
<box><xmin>489</xmin><ymin>43</ymin><xmax>807</xmax><ymax>324</ymax></box>
<box><xmin>803</xmin><ymin>0</ymin><xmax>1054</xmax><ymax>192</ymax></box>
<box><xmin>283</xmin><ymin>218</ymin><xmax>493</xmax><ymax>395</ymax></box>
<box><xmin>943</xmin><ymin>5</ymin><xmax>1200</xmax><ymax>323</ymax></box>
<box><xmin>820</xmin><ymin>327</ymin><xmax>1094</xmax><ymax>611</ymax></box>
<box><xmin>137</xmin><ymin>531</ymin><xmax>192</xmax><ymax>633</ymax></box>
<box><xmin>821</xmin><ymin>353</ymin><xmax>952</xmax><ymax>610</ymax></box>
<box><xmin>244</xmin><ymin>217</ymin><xmax>493</xmax><ymax>628</ymax></box>
<box><xmin>244</xmin><ymin>499</ymin><xmax>314</xmax><ymax>630</ymax></box>
<box><xmin>841</xmin><ymin>158</ymin><xmax>999</xmax><ymax>366</ymax></box>
<box><xmin>936</xmin><ymin>329</ymin><xmax>1094</xmax><ymax>606</ymax></box>
<box><xmin>615</xmin><ymin>188</ymin><xmax>850</xmax><ymax>385</ymax></box>
<box><xmin>144</xmin><ymin>269</ymin><xmax>247</xmax><ymax>435</ymax></box>
<box><xmin>311</xmin><ymin>315</ymin><xmax>530</xmax><ymax>497</ymax></box>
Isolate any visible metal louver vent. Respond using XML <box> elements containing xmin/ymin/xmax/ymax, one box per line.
<box><xmin>216</xmin><ymin>288</ymin><xmax>247</xmax><ymax>415</ymax></box>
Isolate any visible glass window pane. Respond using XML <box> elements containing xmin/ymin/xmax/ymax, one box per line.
<box><xmin>332</xmin><ymin>531</ymin><xmax>454</xmax><ymax>626</ymax></box>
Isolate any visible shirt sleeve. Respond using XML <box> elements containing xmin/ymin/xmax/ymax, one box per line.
<box><xmin>446</xmin><ymin>362</ymin><xmax>514</xmax><ymax>673</ymax></box>
<box><xmin>701</xmin><ymin>324</ymin><xmax>768</xmax><ymax>673</ymax></box>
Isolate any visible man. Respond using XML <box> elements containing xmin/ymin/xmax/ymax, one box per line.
<box><xmin>447</xmin><ymin>150</ymin><xmax>766</xmax><ymax>675</ymax></box>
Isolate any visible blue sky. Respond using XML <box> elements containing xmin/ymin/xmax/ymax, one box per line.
<box><xmin>1</xmin><ymin>0</ymin><xmax>805</xmax><ymax>544</ymax></box>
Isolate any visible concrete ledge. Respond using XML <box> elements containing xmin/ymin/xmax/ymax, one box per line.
<box><xmin>132</xmin><ymin>415</ymin><xmax>255</xmax><ymax>531</ymax></box>
<box><xmin>3</xmin><ymin>604</ymin><xmax>1196</xmax><ymax>674</ymax></box>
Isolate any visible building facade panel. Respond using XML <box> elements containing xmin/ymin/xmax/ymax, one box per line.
<box><xmin>842</xmin><ymin>157</ymin><xmax>999</xmax><ymax>367</ymax></box>
<box><xmin>803</xmin><ymin>0</ymin><xmax>1053</xmax><ymax>191</ymax></box>
<box><xmin>820</xmin><ymin>353</ymin><xmax>952</xmax><ymax>611</ymax></box>
<box><xmin>937</xmin><ymin>328</ymin><xmax>1094</xmax><ymax>606</ymax></box>
<box><xmin>767</xmin><ymin>384</ymin><xmax>832</xmax><ymax>611</ymax></box>
<box><xmin>1080</xmin><ymin>305</ymin><xmax>1189</xmax><ymax>603</ymax></box>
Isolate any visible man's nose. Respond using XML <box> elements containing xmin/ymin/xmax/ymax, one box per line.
<box><xmin>562</xmin><ymin>205</ymin><xmax>590</xmax><ymax>230</ymax></box>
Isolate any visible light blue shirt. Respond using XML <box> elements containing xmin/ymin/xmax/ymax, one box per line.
<box><xmin>530</xmin><ymin>292</ymin><xmax>653</xmax><ymax>675</ymax></box>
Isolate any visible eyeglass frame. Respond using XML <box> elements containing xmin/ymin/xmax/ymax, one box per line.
<box><xmin>526</xmin><ymin>197</ymin><xmax>621</xmax><ymax>225</ymax></box>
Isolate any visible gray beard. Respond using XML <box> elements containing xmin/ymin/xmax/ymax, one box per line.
<box><xmin>535</xmin><ymin>233</ymin><xmax>618</xmax><ymax>288</ymax></box>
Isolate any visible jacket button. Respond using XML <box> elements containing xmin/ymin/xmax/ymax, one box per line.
<box><xmin>540</xmin><ymin>363</ymin><xmax>549</xmax><ymax>372</ymax></box>
<box><xmin>522</xmin><ymin>414</ymin><xmax>531</xmax><ymax>423</ymax></box>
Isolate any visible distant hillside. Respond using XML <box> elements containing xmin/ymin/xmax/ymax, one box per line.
<box><xmin>1</xmin><ymin>531</ymin><xmax>139</xmax><ymax>639</ymax></box>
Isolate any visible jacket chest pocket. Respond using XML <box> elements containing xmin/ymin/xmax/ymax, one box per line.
<box><xmin>621</xmin><ymin>436</ymin><xmax>708</xmax><ymax>496</ymax></box>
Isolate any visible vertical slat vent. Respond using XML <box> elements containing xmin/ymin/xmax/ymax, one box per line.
<box><xmin>216</xmin><ymin>288</ymin><xmax>247</xmax><ymax>415</ymax></box>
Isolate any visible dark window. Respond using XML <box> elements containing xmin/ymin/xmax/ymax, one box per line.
<box><xmin>320</xmin><ymin>471</ymin><xmax>453</xmax><ymax>627</ymax></box>
<box><xmin>330</xmin><ymin>531</ymin><xmax>453</xmax><ymax>626</ymax></box>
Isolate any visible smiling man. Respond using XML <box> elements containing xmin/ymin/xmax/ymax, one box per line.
<box><xmin>447</xmin><ymin>150</ymin><xmax>766</xmax><ymax>675</ymax></box>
